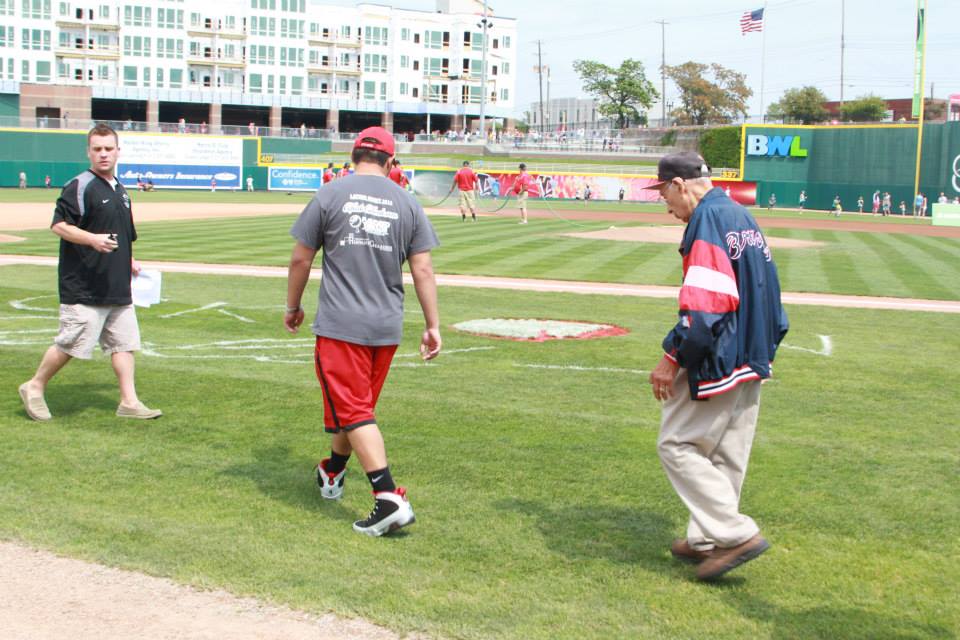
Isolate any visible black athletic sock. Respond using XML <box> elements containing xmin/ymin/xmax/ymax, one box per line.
<box><xmin>461</xmin><ymin>214</ymin><xmax>466</xmax><ymax>221</ymax></box>
<box><xmin>327</xmin><ymin>451</ymin><xmax>350</xmax><ymax>474</ymax></box>
<box><xmin>366</xmin><ymin>467</ymin><xmax>396</xmax><ymax>493</ymax></box>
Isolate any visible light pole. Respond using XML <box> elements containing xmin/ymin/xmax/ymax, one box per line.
<box><xmin>478</xmin><ymin>0</ymin><xmax>490</xmax><ymax>141</ymax></box>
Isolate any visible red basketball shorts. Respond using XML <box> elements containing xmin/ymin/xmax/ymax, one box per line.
<box><xmin>314</xmin><ymin>336</ymin><xmax>398</xmax><ymax>433</ymax></box>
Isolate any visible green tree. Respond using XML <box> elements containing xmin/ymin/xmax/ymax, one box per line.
<box><xmin>840</xmin><ymin>95</ymin><xmax>888</xmax><ymax>122</ymax></box>
<box><xmin>767</xmin><ymin>86</ymin><xmax>829</xmax><ymax>124</ymax></box>
<box><xmin>665</xmin><ymin>61</ymin><xmax>752</xmax><ymax>125</ymax></box>
<box><xmin>572</xmin><ymin>59</ymin><xmax>658</xmax><ymax>129</ymax></box>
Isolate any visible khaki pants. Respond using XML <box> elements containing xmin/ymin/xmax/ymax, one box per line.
<box><xmin>459</xmin><ymin>189</ymin><xmax>477</xmax><ymax>213</ymax></box>
<box><xmin>657</xmin><ymin>369</ymin><xmax>762</xmax><ymax>550</ymax></box>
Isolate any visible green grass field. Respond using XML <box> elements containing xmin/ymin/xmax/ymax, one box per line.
<box><xmin>1</xmin><ymin>188</ymin><xmax>958</xmax><ymax>638</ymax></box>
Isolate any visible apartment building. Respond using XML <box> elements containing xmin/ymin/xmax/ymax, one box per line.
<box><xmin>0</xmin><ymin>0</ymin><xmax>518</xmax><ymax>133</ymax></box>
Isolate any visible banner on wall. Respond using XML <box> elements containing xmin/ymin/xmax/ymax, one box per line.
<box><xmin>268</xmin><ymin>167</ymin><xmax>323</xmax><ymax>191</ymax></box>
<box><xmin>471</xmin><ymin>172</ymin><xmax>757</xmax><ymax>205</ymax></box>
<box><xmin>117</xmin><ymin>134</ymin><xmax>243</xmax><ymax>189</ymax></box>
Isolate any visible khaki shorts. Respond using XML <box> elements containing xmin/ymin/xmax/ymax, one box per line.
<box><xmin>459</xmin><ymin>190</ymin><xmax>477</xmax><ymax>212</ymax></box>
<box><xmin>517</xmin><ymin>192</ymin><xmax>528</xmax><ymax>208</ymax></box>
<box><xmin>55</xmin><ymin>303</ymin><xmax>141</xmax><ymax>359</ymax></box>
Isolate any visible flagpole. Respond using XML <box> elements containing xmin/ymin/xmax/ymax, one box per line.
<box><xmin>912</xmin><ymin>0</ymin><xmax>928</xmax><ymax>212</ymax></box>
<box><xmin>759</xmin><ymin>2</ymin><xmax>768</xmax><ymax>122</ymax></box>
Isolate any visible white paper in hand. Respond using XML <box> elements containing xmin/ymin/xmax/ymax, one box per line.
<box><xmin>131</xmin><ymin>270</ymin><xmax>162</xmax><ymax>307</ymax></box>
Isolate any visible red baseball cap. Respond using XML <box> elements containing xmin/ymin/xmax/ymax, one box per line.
<box><xmin>353</xmin><ymin>126</ymin><xmax>395</xmax><ymax>156</ymax></box>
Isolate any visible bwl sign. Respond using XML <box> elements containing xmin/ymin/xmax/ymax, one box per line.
<box><xmin>746</xmin><ymin>134</ymin><xmax>809</xmax><ymax>158</ymax></box>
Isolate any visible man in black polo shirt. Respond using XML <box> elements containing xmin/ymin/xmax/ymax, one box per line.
<box><xmin>18</xmin><ymin>123</ymin><xmax>162</xmax><ymax>422</ymax></box>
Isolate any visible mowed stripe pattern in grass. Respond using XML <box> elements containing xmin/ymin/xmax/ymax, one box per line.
<box><xmin>2</xmin><ymin>213</ymin><xmax>959</xmax><ymax>300</ymax></box>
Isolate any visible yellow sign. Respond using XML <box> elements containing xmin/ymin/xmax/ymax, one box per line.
<box><xmin>260</xmin><ymin>154</ymin><xmax>274</xmax><ymax>163</ymax></box>
<box><xmin>721</xmin><ymin>169</ymin><xmax>740</xmax><ymax>179</ymax></box>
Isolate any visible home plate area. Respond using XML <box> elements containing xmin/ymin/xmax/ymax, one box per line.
<box><xmin>452</xmin><ymin>318</ymin><xmax>629</xmax><ymax>342</ymax></box>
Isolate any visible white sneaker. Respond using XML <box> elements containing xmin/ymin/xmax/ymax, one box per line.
<box><xmin>352</xmin><ymin>488</ymin><xmax>415</xmax><ymax>536</ymax></box>
<box><xmin>316</xmin><ymin>459</ymin><xmax>346</xmax><ymax>500</ymax></box>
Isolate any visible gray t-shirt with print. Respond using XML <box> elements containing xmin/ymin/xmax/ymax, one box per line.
<box><xmin>290</xmin><ymin>173</ymin><xmax>439</xmax><ymax>346</ymax></box>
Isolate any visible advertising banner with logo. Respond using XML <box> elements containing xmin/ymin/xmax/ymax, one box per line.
<box><xmin>409</xmin><ymin>169</ymin><xmax>756</xmax><ymax>205</ymax></box>
<box><xmin>268</xmin><ymin>167</ymin><xmax>323</xmax><ymax>192</ymax></box>
<box><xmin>117</xmin><ymin>134</ymin><xmax>243</xmax><ymax>189</ymax></box>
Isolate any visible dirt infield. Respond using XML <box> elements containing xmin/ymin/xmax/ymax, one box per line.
<box><xmin>0</xmin><ymin>542</ymin><xmax>413</xmax><ymax>640</ymax></box>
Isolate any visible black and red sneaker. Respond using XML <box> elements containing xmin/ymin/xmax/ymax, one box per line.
<box><xmin>352</xmin><ymin>487</ymin><xmax>415</xmax><ymax>536</ymax></box>
<box><xmin>316</xmin><ymin>458</ymin><xmax>346</xmax><ymax>500</ymax></box>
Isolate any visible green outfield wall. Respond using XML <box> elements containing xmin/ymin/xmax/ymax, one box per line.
<box><xmin>741</xmin><ymin>122</ymin><xmax>960</xmax><ymax>212</ymax></box>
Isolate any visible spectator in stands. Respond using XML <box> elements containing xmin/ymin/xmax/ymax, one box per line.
<box><xmin>200</xmin><ymin>121</ymin><xmax>208</xmax><ymax>134</ymax></box>
<box><xmin>300</xmin><ymin>123</ymin><xmax>306</xmax><ymax>139</ymax></box>
<box><xmin>249</xmin><ymin>122</ymin><xmax>257</xmax><ymax>136</ymax></box>
<box><xmin>178</xmin><ymin>117</ymin><xmax>186</xmax><ymax>134</ymax></box>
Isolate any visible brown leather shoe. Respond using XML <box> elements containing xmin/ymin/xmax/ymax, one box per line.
<box><xmin>670</xmin><ymin>539</ymin><xmax>711</xmax><ymax>564</ymax></box>
<box><xmin>696</xmin><ymin>534</ymin><xmax>770</xmax><ymax>581</ymax></box>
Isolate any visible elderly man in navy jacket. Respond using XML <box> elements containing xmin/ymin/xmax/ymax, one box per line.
<box><xmin>646</xmin><ymin>152</ymin><xmax>789</xmax><ymax>581</ymax></box>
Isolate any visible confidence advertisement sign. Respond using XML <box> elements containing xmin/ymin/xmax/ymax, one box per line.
<box><xmin>268</xmin><ymin>167</ymin><xmax>323</xmax><ymax>192</ymax></box>
<box><xmin>117</xmin><ymin>134</ymin><xmax>243</xmax><ymax>189</ymax></box>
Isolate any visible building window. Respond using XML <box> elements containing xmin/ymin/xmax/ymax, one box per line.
<box><xmin>501</xmin><ymin>88</ymin><xmax>509</xmax><ymax>101</ymax></box>
<box><xmin>413</xmin><ymin>32</ymin><xmax>419</xmax><ymax>44</ymax></box>
<box><xmin>503</xmin><ymin>62</ymin><xmax>510</xmax><ymax>75</ymax></box>
<box><xmin>504</xmin><ymin>36</ymin><xmax>511</xmax><ymax>48</ymax></box>
<box><xmin>363</xmin><ymin>80</ymin><xmax>375</xmax><ymax>99</ymax></box>
<box><xmin>36</xmin><ymin>59</ymin><xmax>50</xmax><ymax>81</ymax></box>
<box><xmin>170</xmin><ymin>68</ymin><xmax>182</xmax><ymax>88</ymax></box>
<box><xmin>401</xmin><ymin>27</ymin><xmax>409</xmax><ymax>41</ymax></box>
<box><xmin>291</xmin><ymin>76</ymin><xmax>302</xmax><ymax>95</ymax></box>
<box><xmin>123</xmin><ymin>65</ymin><xmax>137</xmax><ymax>86</ymax></box>
<box><xmin>23</xmin><ymin>0</ymin><xmax>52</xmax><ymax>19</ymax></box>
<box><xmin>249</xmin><ymin>72</ymin><xmax>262</xmax><ymax>93</ymax></box>
<box><xmin>364</xmin><ymin>25</ymin><xmax>387</xmax><ymax>46</ymax></box>
<box><xmin>400</xmin><ymin>55</ymin><xmax>408</xmax><ymax>69</ymax></box>
<box><xmin>400</xmin><ymin>81</ymin><xmax>407</xmax><ymax>96</ymax></box>
<box><xmin>0</xmin><ymin>26</ymin><xmax>11</xmax><ymax>48</ymax></box>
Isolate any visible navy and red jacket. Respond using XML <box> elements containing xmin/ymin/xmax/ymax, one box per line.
<box><xmin>663</xmin><ymin>187</ymin><xmax>789</xmax><ymax>400</ymax></box>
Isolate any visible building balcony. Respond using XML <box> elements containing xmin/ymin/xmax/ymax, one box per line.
<box><xmin>55</xmin><ymin>45</ymin><xmax>120</xmax><ymax>59</ymax></box>
<box><xmin>307</xmin><ymin>63</ymin><xmax>361</xmax><ymax>76</ymax></box>
<box><xmin>187</xmin><ymin>54</ymin><xmax>246</xmax><ymax>68</ymax></box>
<box><xmin>56</xmin><ymin>17</ymin><xmax>120</xmax><ymax>31</ymax></box>
<box><xmin>187</xmin><ymin>26</ymin><xmax>246</xmax><ymax>39</ymax></box>
<box><xmin>307</xmin><ymin>37</ymin><xmax>361</xmax><ymax>48</ymax></box>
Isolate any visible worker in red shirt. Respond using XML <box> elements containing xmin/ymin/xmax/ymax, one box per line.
<box><xmin>322</xmin><ymin>162</ymin><xmax>335</xmax><ymax>185</ymax></box>
<box><xmin>514</xmin><ymin>162</ymin><xmax>532</xmax><ymax>224</ymax></box>
<box><xmin>451</xmin><ymin>160</ymin><xmax>478</xmax><ymax>221</ymax></box>
<box><xmin>388</xmin><ymin>159</ymin><xmax>409</xmax><ymax>189</ymax></box>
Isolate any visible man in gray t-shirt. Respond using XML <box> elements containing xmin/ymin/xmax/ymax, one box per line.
<box><xmin>285</xmin><ymin>126</ymin><xmax>441</xmax><ymax>537</ymax></box>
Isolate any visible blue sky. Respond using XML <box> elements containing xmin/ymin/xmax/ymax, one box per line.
<box><xmin>322</xmin><ymin>0</ymin><xmax>960</xmax><ymax>119</ymax></box>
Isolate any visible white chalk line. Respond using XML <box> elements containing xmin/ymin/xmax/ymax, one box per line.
<box><xmin>158</xmin><ymin>302</ymin><xmax>227</xmax><ymax>318</ymax></box>
<box><xmin>9</xmin><ymin>294</ymin><xmax>57</xmax><ymax>312</ymax></box>
<box><xmin>217</xmin><ymin>309</ymin><xmax>256</xmax><ymax>323</ymax></box>
<box><xmin>780</xmin><ymin>335</ymin><xmax>833</xmax><ymax>357</ymax></box>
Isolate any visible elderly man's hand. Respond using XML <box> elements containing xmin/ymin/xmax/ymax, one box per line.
<box><xmin>649</xmin><ymin>355</ymin><xmax>680</xmax><ymax>401</ymax></box>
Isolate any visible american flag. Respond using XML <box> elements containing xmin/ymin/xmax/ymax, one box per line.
<box><xmin>740</xmin><ymin>8</ymin><xmax>764</xmax><ymax>34</ymax></box>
